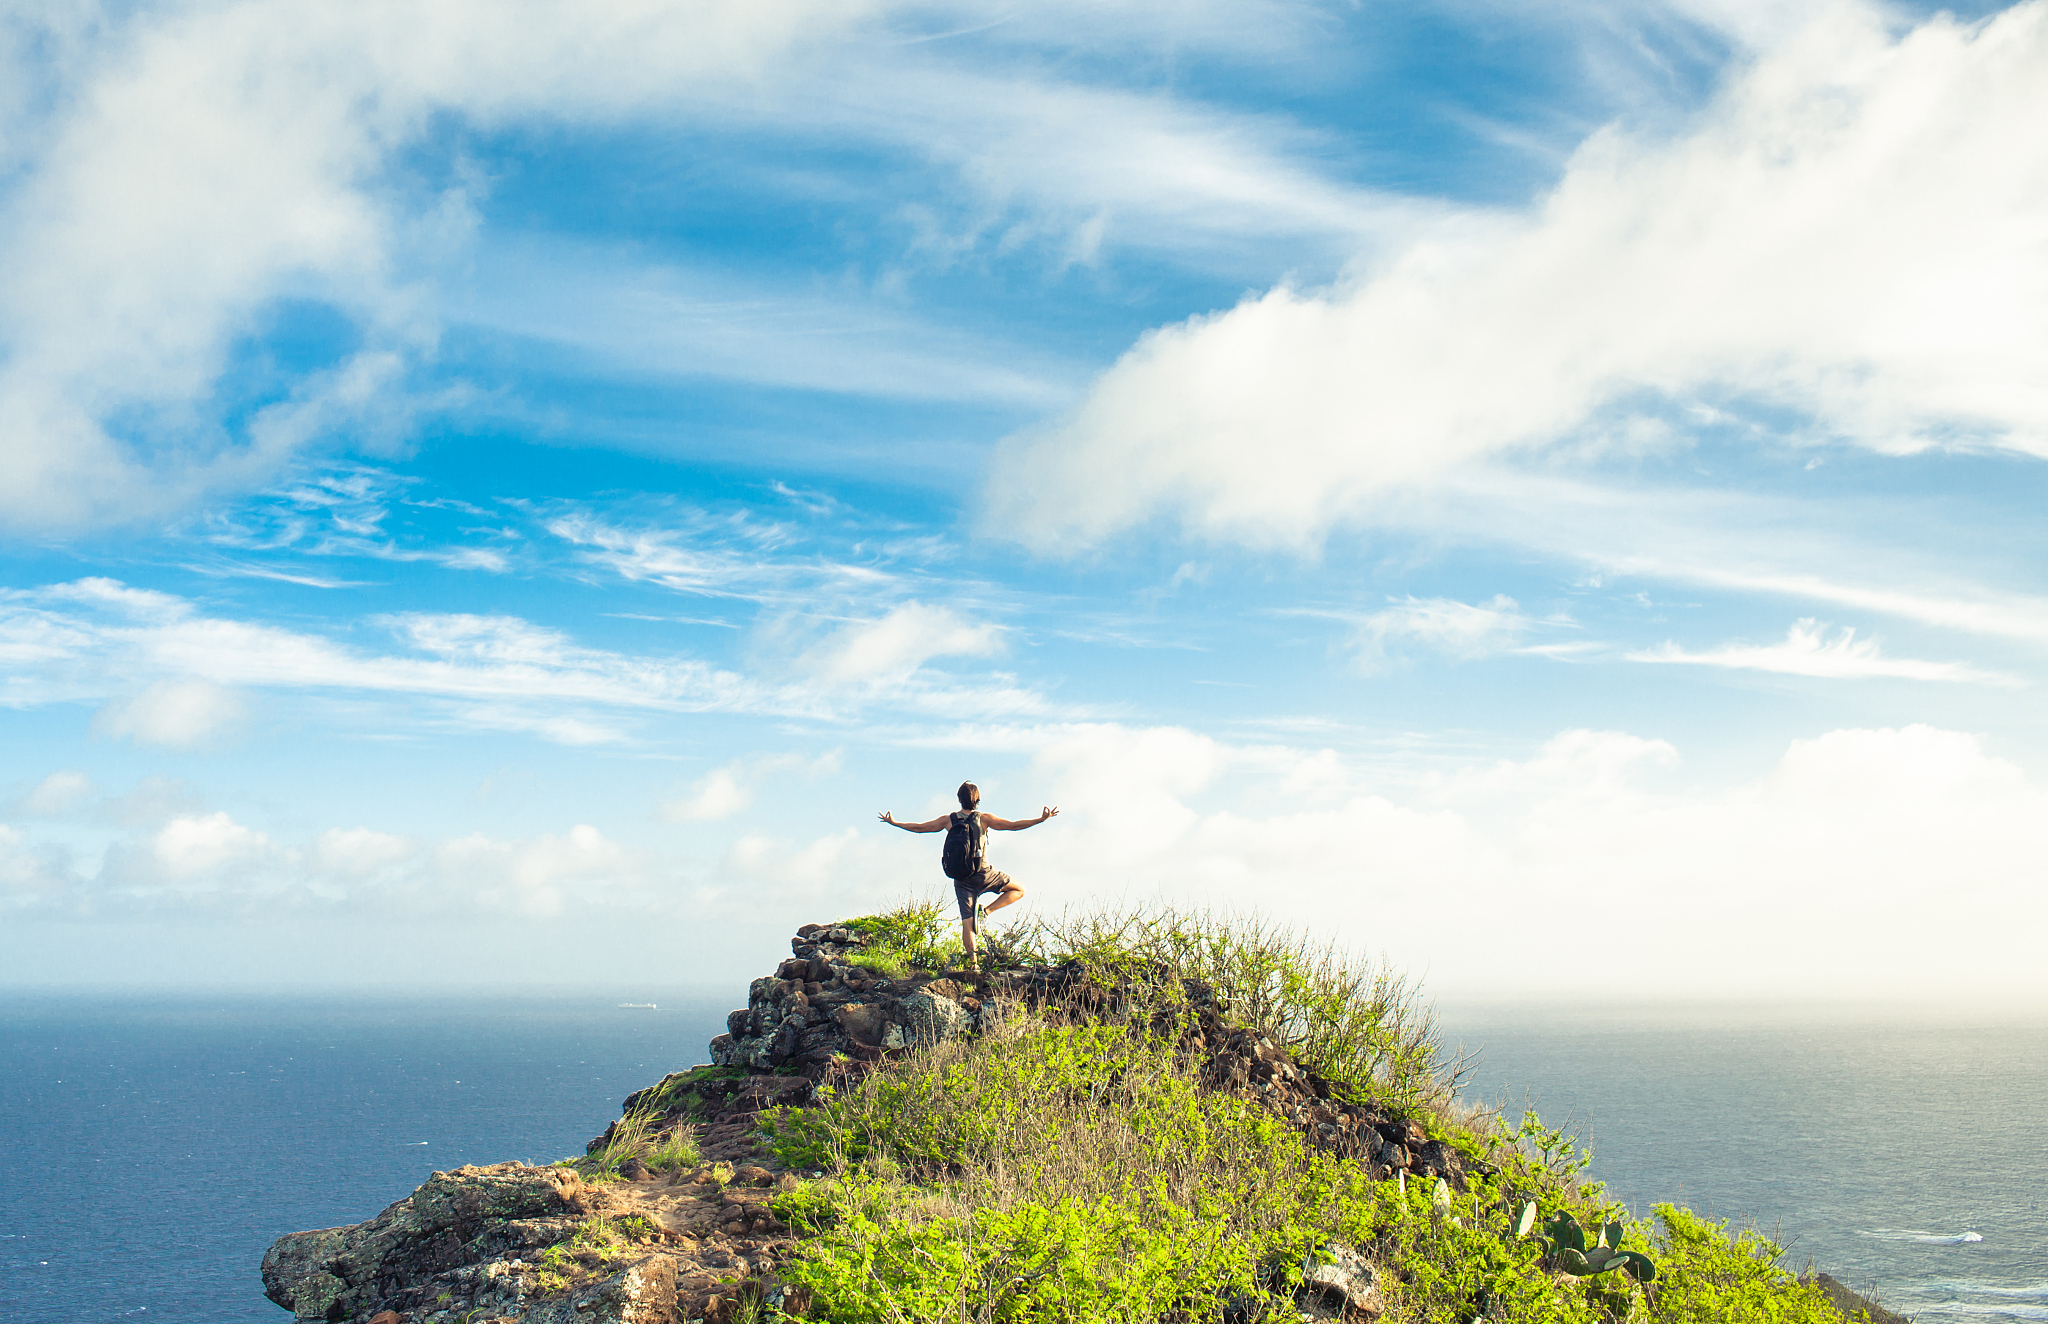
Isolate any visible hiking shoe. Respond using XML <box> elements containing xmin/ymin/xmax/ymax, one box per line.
<box><xmin>974</xmin><ymin>902</ymin><xmax>988</xmax><ymax>923</ymax></box>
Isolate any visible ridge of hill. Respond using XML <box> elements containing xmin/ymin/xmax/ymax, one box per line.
<box><xmin>259</xmin><ymin>906</ymin><xmax>1909</xmax><ymax>1324</ymax></box>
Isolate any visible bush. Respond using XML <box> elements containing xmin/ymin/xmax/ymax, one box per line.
<box><xmin>1648</xmin><ymin>1204</ymin><xmax>1854</xmax><ymax>1323</ymax></box>
<box><xmin>767</xmin><ymin>1014</ymin><xmax>1353</xmax><ymax>1322</ymax></box>
<box><xmin>1000</xmin><ymin>906</ymin><xmax>1453</xmax><ymax>1110</ymax></box>
<box><xmin>843</xmin><ymin>899</ymin><xmax>964</xmax><ymax>978</ymax></box>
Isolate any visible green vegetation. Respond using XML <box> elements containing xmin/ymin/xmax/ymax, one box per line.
<box><xmin>843</xmin><ymin>900</ymin><xmax>965</xmax><ymax>978</ymax></box>
<box><xmin>751</xmin><ymin>901</ymin><xmax>1875</xmax><ymax>1323</ymax></box>
<box><xmin>1003</xmin><ymin>906</ymin><xmax>1452</xmax><ymax>1111</ymax></box>
<box><xmin>569</xmin><ymin>1108</ymin><xmax>700</xmax><ymax>1182</ymax></box>
<box><xmin>632</xmin><ymin>1064</ymin><xmax>749</xmax><ymax>1116</ymax></box>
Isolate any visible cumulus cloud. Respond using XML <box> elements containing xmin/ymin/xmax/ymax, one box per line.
<box><xmin>92</xmin><ymin>679</ymin><xmax>246</xmax><ymax>747</ymax></box>
<box><xmin>662</xmin><ymin>750</ymin><xmax>843</xmax><ymax>822</ymax></box>
<box><xmin>1629</xmin><ymin>619</ymin><xmax>2016</xmax><ymax>683</ymax></box>
<box><xmin>7</xmin><ymin>720</ymin><xmax>2047</xmax><ymax>999</ymax></box>
<box><xmin>666</xmin><ymin>768</ymin><xmax>753</xmax><ymax>823</ymax></box>
<box><xmin>987</xmin><ymin>1</ymin><xmax>2048</xmax><ymax>550</ymax></box>
<box><xmin>151</xmin><ymin>811</ymin><xmax>274</xmax><ymax>879</ymax></box>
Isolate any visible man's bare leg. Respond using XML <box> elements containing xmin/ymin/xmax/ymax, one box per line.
<box><xmin>961</xmin><ymin>913</ymin><xmax>978</xmax><ymax>970</ymax></box>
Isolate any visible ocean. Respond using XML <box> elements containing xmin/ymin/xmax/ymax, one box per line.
<box><xmin>1</xmin><ymin>994</ymin><xmax>2041</xmax><ymax>1322</ymax></box>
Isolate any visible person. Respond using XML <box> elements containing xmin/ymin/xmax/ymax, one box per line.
<box><xmin>879</xmin><ymin>781</ymin><xmax>1058</xmax><ymax>970</ymax></box>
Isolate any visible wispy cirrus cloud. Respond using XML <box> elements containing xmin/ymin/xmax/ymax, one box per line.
<box><xmin>1627</xmin><ymin>619</ymin><xmax>2016</xmax><ymax>684</ymax></box>
<box><xmin>0</xmin><ymin>577</ymin><xmax>1049</xmax><ymax>741</ymax></box>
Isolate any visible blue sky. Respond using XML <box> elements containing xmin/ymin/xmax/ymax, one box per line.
<box><xmin>3</xmin><ymin>0</ymin><xmax>2046</xmax><ymax>1001</ymax></box>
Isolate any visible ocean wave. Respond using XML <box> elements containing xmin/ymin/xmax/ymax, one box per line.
<box><xmin>1864</xmin><ymin>1228</ymin><xmax>1986</xmax><ymax>1244</ymax></box>
<box><xmin>1917</xmin><ymin>1306</ymin><xmax>2048</xmax><ymax>1320</ymax></box>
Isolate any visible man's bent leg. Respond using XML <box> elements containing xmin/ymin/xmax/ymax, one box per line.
<box><xmin>983</xmin><ymin>871</ymin><xmax>1023</xmax><ymax>914</ymax></box>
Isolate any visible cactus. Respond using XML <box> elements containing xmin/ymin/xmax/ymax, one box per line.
<box><xmin>1520</xmin><ymin>1211</ymin><xmax>1656</xmax><ymax>1284</ymax></box>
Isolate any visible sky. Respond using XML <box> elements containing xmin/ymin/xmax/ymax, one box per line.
<box><xmin>3</xmin><ymin>0</ymin><xmax>2045</xmax><ymax>1003</ymax></box>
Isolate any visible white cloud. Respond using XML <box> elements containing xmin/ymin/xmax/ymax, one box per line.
<box><xmin>662</xmin><ymin>749</ymin><xmax>844</xmax><ymax>822</ymax></box>
<box><xmin>312</xmin><ymin>826</ymin><xmax>418</xmax><ymax>879</ymax></box>
<box><xmin>988</xmin><ymin>1</ymin><xmax>2048</xmax><ymax>550</ymax></box>
<box><xmin>666</xmin><ymin>768</ymin><xmax>753</xmax><ymax>822</ymax></box>
<box><xmin>1350</xmin><ymin>594</ymin><xmax>1553</xmax><ymax>667</ymax></box>
<box><xmin>796</xmin><ymin>602</ymin><xmax>1005</xmax><ymax>685</ymax></box>
<box><xmin>21</xmin><ymin>770</ymin><xmax>96</xmax><ymax>817</ymax></box>
<box><xmin>1629</xmin><ymin>619</ymin><xmax>2015</xmax><ymax>683</ymax></box>
<box><xmin>0</xmin><ymin>578</ymin><xmax>1056</xmax><ymax>739</ymax></box>
<box><xmin>7</xmin><ymin>719</ymin><xmax>2047</xmax><ymax>1001</ymax></box>
<box><xmin>92</xmin><ymin>678</ymin><xmax>246</xmax><ymax>747</ymax></box>
<box><xmin>151</xmin><ymin>811</ymin><xmax>274</xmax><ymax>879</ymax></box>
<box><xmin>956</xmin><ymin>720</ymin><xmax>2048</xmax><ymax>1002</ymax></box>
<box><xmin>0</xmin><ymin>0</ymin><xmax>1401</xmax><ymax>531</ymax></box>
<box><xmin>433</xmin><ymin>823</ymin><xmax>649</xmax><ymax>919</ymax></box>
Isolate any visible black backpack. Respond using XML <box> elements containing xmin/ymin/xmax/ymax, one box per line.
<box><xmin>941</xmin><ymin>810</ymin><xmax>986</xmax><ymax>880</ymax></box>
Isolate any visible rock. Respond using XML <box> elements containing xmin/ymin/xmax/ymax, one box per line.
<box><xmin>900</xmin><ymin>987</ymin><xmax>972</xmax><ymax>1046</ymax></box>
<box><xmin>1411</xmin><ymin>1139</ymin><xmax>1467</xmax><ymax>1192</ymax></box>
<box><xmin>520</xmin><ymin>1255</ymin><xmax>678</xmax><ymax>1324</ymax></box>
<box><xmin>1806</xmin><ymin>1272</ymin><xmax>1913</xmax><ymax>1324</ymax></box>
<box><xmin>367</xmin><ymin>1313</ymin><xmax>403</xmax><ymax>1324</ymax></box>
<box><xmin>286</xmin><ymin>1269</ymin><xmax>345</xmax><ymax>1321</ymax></box>
<box><xmin>1302</xmin><ymin>1243</ymin><xmax>1383</xmax><ymax>1317</ymax></box>
<box><xmin>261</xmin><ymin>1163</ymin><xmax>584</xmax><ymax>1321</ymax></box>
<box><xmin>831</xmin><ymin>1002</ymin><xmax>889</xmax><ymax>1046</ymax></box>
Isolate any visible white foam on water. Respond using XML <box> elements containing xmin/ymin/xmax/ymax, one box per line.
<box><xmin>1864</xmin><ymin>1228</ymin><xmax>1986</xmax><ymax>1244</ymax></box>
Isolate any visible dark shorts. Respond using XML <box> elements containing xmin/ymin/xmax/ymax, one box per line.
<box><xmin>954</xmin><ymin>869</ymin><xmax>1015</xmax><ymax>920</ymax></box>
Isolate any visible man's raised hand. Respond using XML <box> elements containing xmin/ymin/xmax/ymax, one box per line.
<box><xmin>878</xmin><ymin>811</ymin><xmax>896</xmax><ymax>824</ymax></box>
<box><xmin>1041</xmin><ymin>806</ymin><xmax>1059</xmax><ymax>822</ymax></box>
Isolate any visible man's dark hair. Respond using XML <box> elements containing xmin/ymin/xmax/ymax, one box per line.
<box><xmin>957</xmin><ymin>781</ymin><xmax>980</xmax><ymax>809</ymax></box>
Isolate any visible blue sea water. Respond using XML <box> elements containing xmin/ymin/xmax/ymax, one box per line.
<box><xmin>0</xmin><ymin>994</ymin><xmax>2041</xmax><ymax>1322</ymax></box>
<box><xmin>0</xmin><ymin>993</ymin><xmax>731</xmax><ymax>1324</ymax></box>
<box><xmin>1442</xmin><ymin>1005</ymin><xmax>2048</xmax><ymax>1323</ymax></box>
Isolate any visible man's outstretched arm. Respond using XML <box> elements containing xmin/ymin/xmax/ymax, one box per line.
<box><xmin>985</xmin><ymin>806</ymin><xmax>1059</xmax><ymax>831</ymax></box>
<box><xmin>879</xmin><ymin>811</ymin><xmax>950</xmax><ymax>832</ymax></box>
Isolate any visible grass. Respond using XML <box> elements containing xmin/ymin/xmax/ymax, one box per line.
<box><xmin>1001</xmin><ymin>905</ymin><xmax>1457</xmax><ymax>1112</ymax></box>
<box><xmin>568</xmin><ymin>1109</ymin><xmax>701</xmax><ymax>1182</ymax></box>
<box><xmin>765</xmin><ymin>900</ymin><xmax>1872</xmax><ymax>1324</ymax></box>
<box><xmin>842</xmin><ymin>899</ymin><xmax>966</xmax><ymax>978</ymax></box>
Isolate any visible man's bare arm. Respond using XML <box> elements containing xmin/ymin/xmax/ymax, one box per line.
<box><xmin>985</xmin><ymin>806</ymin><xmax>1059</xmax><ymax>831</ymax></box>
<box><xmin>879</xmin><ymin>811</ymin><xmax>950</xmax><ymax>833</ymax></box>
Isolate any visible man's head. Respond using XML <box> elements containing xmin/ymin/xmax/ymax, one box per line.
<box><xmin>957</xmin><ymin>781</ymin><xmax>980</xmax><ymax>809</ymax></box>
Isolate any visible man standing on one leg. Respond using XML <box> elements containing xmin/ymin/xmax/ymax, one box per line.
<box><xmin>879</xmin><ymin>781</ymin><xmax>1058</xmax><ymax>971</ymax></box>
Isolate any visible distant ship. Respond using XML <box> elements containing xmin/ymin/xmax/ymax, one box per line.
<box><xmin>617</xmin><ymin>1002</ymin><xmax>658</xmax><ymax>1009</ymax></box>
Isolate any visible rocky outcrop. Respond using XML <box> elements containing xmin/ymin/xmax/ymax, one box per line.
<box><xmin>261</xmin><ymin>1164</ymin><xmax>587</xmax><ymax>1322</ymax></box>
<box><xmin>260</xmin><ymin>921</ymin><xmax>1469</xmax><ymax>1323</ymax></box>
<box><xmin>706</xmin><ymin>923</ymin><xmax>1001</xmax><ymax>1074</ymax></box>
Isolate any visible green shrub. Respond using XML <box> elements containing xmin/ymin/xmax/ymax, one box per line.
<box><xmin>1000</xmin><ymin>906</ymin><xmax>1453</xmax><ymax>1110</ymax></box>
<box><xmin>843</xmin><ymin>899</ymin><xmax>964</xmax><ymax>978</ymax></box>
<box><xmin>1647</xmin><ymin>1204</ymin><xmax>1852</xmax><ymax>1323</ymax></box>
<box><xmin>767</xmin><ymin>1014</ymin><xmax>1365</xmax><ymax>1321</ymax></box>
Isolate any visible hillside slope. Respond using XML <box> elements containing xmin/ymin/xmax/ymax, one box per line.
<box><xmin>260</xmin><ymin>906</ymin><xmax>1908</xmax><ymax>1324</ymax></box>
